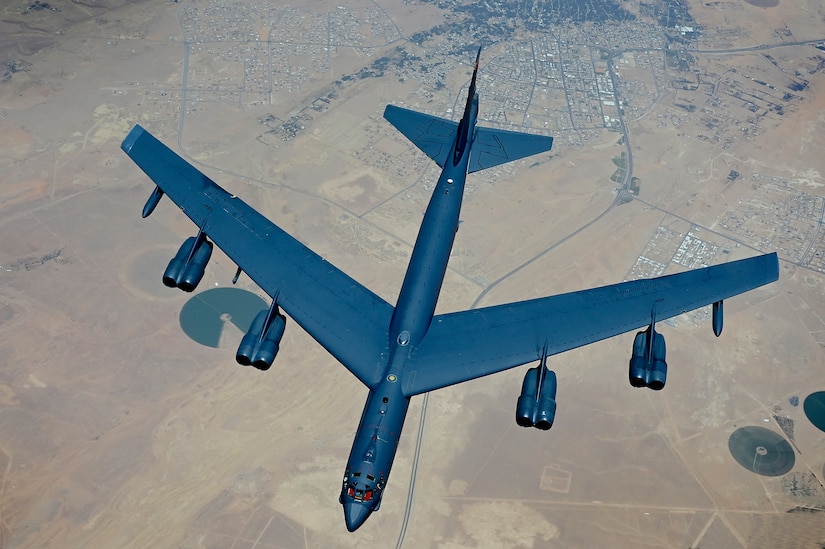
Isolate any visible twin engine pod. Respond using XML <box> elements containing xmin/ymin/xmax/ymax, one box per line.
<box><xmin>236</xmin><ymin>301</ymin><xmax>286</xmax><ymax>371</ymax></box>
<box><xmin>144</xmin><ymin>186</ymin><xmax>213</xmax><ymax>293</ymax></box>
<box><xmin>163</xmin><ymin>233</ymin><xmax>213</xmax><ymax>292</ymax></box>
<box><xmin>515</xmin><ymin>365</ymin><xmax>557</xmax><ymax>430</ymax></box>
<box><xmin>628</xmin><ymin>327</ymin><xmax>667</xmax><ymax>390</ymax></box>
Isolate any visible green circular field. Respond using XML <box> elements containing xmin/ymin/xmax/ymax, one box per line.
<box><xmin>803</xmin><ymin>391</ymin><xmax>825</xmax><ymax>433</ymax></box>
<box><xmin>179</xmin><ymin>287</ymin><xmax>268</xmax><ymax>348</ymax></box>
<box><xmin>728</xmin><ymin>426</ymin><xmax>794</xmax><ymax>477</ymax></box>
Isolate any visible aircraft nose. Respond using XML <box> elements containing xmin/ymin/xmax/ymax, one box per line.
<box><xmin>343</xmin><ymin>500</ymin><xmax>373</xmax><ymax>532</ymax></box>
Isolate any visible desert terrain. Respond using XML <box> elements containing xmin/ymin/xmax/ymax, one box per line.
<box><xmin>0</xmin><ymin>0</ymin><xmax>824</xmax><ymax>547</ymax></box>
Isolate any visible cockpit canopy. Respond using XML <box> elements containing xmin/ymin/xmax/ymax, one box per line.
<box><xmin>347</xmin><ymin>485</ymin><xmax>375</xmax><ymax>502</ymax></box>
<box><xmin>342</xmin><ymin>471</ymin><xmax>382</xmax><ymax>503</ymax></box>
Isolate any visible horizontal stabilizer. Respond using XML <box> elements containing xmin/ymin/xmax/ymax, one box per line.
<box><xmin>384</xmin><ymin>105</ymin><xmax>553</xmax><ymax>173</ymax></box>
<box><xmin>469</xmin><ymin>127</ymin><xmax>554</xmax><ymax>173</ymax></box>
<box><xmin>383</xmin><ymin>105</ymin><xmax>457</xmax><ymax>168</ymax></box>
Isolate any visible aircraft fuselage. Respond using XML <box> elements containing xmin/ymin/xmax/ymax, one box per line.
<box><xmin>389</xmin><ymin>97</ymin><xmax>477</xmax><ymax>350</ymax></box>
<box><xmin>340</xmin><ymin>59</ymin><xmax>481</xmax><ymax>532</ymax></box>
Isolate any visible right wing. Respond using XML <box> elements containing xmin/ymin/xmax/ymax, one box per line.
<box><xmin>122</xmin><ymin>125</ymin><xmax>393</xmax><ymax>387</ymax></box>
<box><xmin>401</xmin><ymin>253</ymin><xmax>779</xmax><ymax>396</ymax></box>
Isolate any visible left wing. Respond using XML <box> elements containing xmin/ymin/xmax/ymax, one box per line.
<box><xmin>122</xmin><ymin>125</ymin><xmax>393</xmax><ymax>387</ymax></box>
<box><xmin>401</xmin><ymin>253</ymin><xmax>779</xmax><ymax>396</ymax></box>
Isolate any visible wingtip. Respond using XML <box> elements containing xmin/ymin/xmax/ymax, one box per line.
<box><xmin>121</xmin><ymin>124</ymin><xmax>146</xmax><ymax>154</ymax></box>
<box><xmin>382</xmin><ymin>103</ymin><xmax>398</xmax><ymax>120</ymax></box>
<box><xmin>766</xmin><ymin>251</ymin><xmax>780</xmax><ymax>282</ymax></box>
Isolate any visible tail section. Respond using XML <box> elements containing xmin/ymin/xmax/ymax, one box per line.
<box><xmin>468</xmin><ymin>127</ymin><xmax>553</xmax><ymax>173</ymax></box>
<box><xmin>452</xmin><ymin>45</ymin><xmax>483</xmax><ymax>162</ymax></box>
<box><xmin>383</xmin><ymin>106</ymin><xmax>554</xmax><ymax>173</ymax></box>
<box><xmin>383</xmin><ymin>46</ymin><xmax>553</xmax><ymax>173</ymax></box>
<box><xmin>383</xmin><ymin>105</ymin><xmax>457</xmax><ymax>168</ymax></box>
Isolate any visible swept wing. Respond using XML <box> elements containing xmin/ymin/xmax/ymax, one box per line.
<box><xmin>401</xmin><ymin>253</ymin><xmax>779</xmax><ymax>396</ymax></box>
<box><xmin>121</xmin><ymin>125</ymin><xmax>392</xmax><ymax>387</ymax></box>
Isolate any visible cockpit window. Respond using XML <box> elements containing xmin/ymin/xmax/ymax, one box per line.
<box><xmin>349</xmin><ymin>487</ymin><xmax>371</xmax><ymax>502</ymax></box>
<box><xmin>343</xmin><ymin>471</ymin><xmax>381</xmax><ymax>503</ymax></box>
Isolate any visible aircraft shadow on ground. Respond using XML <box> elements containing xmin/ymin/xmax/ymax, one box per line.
<box><xmin>179</xmin><ymin>287</ymin><xmax>267</xmax><ymax>348</ymax></box>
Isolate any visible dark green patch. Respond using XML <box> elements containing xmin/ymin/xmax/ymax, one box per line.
<box><xmin>728</xmin><ymin>426</ymin><xmax>794</xmax><ymax>477</ymax></box>
<box><xmin>804</xmin><ymin>392</ymin><xmax>825</xmax><ymax>433</ymax></box>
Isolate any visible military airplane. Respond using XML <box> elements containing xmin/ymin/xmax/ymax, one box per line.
<box><xmin>121</xmin><ymin>47</ymin><xmax>779</xmax><ymax>531</ymax></box>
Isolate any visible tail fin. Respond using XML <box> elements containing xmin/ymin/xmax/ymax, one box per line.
<box><xmin>464</xmin><ymin>45</ymin><xmax>482</xmax><ymax>117</ymax></box>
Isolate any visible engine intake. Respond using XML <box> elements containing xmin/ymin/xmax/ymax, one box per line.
<box><xmin>628</xmin><ymin>327</ymin><xmax>668</xmax><ymax>390</ymax></box>
<box><xmin>236</xmin><ymin>301</ymin><xmax>286</xmax><ymax>370</ymax></box>
<box><xmin>163</xmin><ymin>234</ymin><xmax>213</xmax><ymax>292</ymax></box>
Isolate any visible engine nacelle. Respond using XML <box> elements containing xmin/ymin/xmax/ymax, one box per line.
<box><xmin>236</xmin><ymin>307</ymin><xmax>286</xmax><ymax>371</ymax></box>
<box><xmin>628</xmin><ymin>328</ymin><xmax>668</xmax><ymax>390</ymax></box>
<box><xmin>645</xmin><ymin>357</ymin><xmax>667</xmax><ymax>391</ymax></box>
<box><xmin>515</xmin><ymin>367</ymin><xmax>557</xmax><ymax>429</ymax></box>
<box><xmin>163</xmin><ymin>235</ymin><xmax>213</xmax><ymax>292</ymax></box>
<box><xmin>629</xmin><ymin>332</ymin><xmax>649</xmax><ymax>387</ymax></box>
<box><xmin>534</xmin><ymin>370</ymin><xmax>558</xmax><ymax>430</ymax></box>
<box><xmin>647</xmin><ymin>329</ymin><xmax>666</xmax><ymax>390</ymax></box>
<box><xmin>515</xmin><ymin>367</ymin><xmax>539</xmax><ymax>427</ymax></box>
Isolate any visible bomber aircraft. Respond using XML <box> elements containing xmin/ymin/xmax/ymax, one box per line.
<box><xmin>121</xmin><ymin>48</ymin><xmax>779</xmax><ymax>531</ymax></box>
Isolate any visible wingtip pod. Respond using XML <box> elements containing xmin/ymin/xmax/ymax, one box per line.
<box><xmin>712</xmin><ymin>300</ymin><xmax>723</xmax><ymax>337</ymax></box>
<box><xmin>142</xmin><ymin>185</ymin><xmax>165</xmax><ymax>218</ymax></box>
